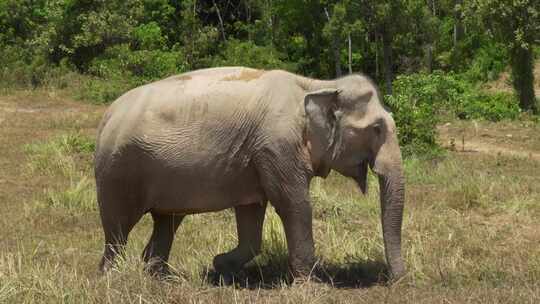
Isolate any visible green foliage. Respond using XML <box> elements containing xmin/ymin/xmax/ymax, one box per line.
<box><xmin>466</xmin><ymin>0</ymin><xmax>539</xmax><ymax>113</ymax></box>
<box><xmin>461</xmin><ymin>92</ymin><xmax>520</xmax><ymax>121</ymax></box>
<box><xmin>80</xmin><ymin>44</ymin><xmax>187</xmax><ymax>103</ymax></box>
<box><xmin>76</xmin><ymin>77</ymin><xmax>134</xmax><ymax>105</ymax></box>
<box><xmin>212</xmin><ymin>39</ymin><xmax>295</xmax><ymax>71</ymax></box>
<box><xmin>464</xmin><ymin>42</ymin><xmax>508</xmax><ymax>82</ymax></box>
<box><xmin>132</xmin><ymin>22</ymin><xmax>166</xmax><ymax>50</ymax></box>
<box><xmin>387</xmin><ymin>71</ymin><xmax>521</xmax><ymax>156</ymax></box>
<box><xmin>390</xmin><ymin>71</ymin><xmax>521</xmax><ymax>121</ymax></box>
<box><xmin>90</xmin><ymin>44</ymin><xmax>187</xmax><ymax>81</ymax></box>
<box><xmin>385</xmin><ymin>78</ymin><xmax>441</xmax><ymax>157</ymax></box>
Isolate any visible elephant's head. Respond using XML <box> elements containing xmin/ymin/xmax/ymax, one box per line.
<box><xmin>304</xmin><ymin>74</ymin><xmax>405</xmax><ymax>280</ymax></box>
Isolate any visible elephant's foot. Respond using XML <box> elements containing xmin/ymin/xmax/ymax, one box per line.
<box><xmin>212</xmin><ymin>253</ymin><xmax>242</xmax><ymax>285</ymax></box>
<box><xmin>213</xmin><ymin>251</ymin><xmax>245</xmax><ymax>275</ymax></box>
<box><xmin>99</xmin><ymin>256</ymin><xmax>114</xmax><ymax>274</ymax></box>
<box><xmin>144</xmin><ymin>258</ymin><xmax>176</xmax><ymax>280</ymax></box>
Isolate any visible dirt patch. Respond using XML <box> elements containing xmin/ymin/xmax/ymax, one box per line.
<box><xmin>452</xmin><ymin>138</ymin><xmax>540</xmax><ymax>160</ymax></box>
<box><xmin>221</xmin><ymin>69</ymin><xmax>266</xmax><ymax>82</ymax></box>
<box><xmin>169</xmin><ymin>75</ymin><xmax>192</xmax><ymax>82</ymax></box>
<box><xmin>438</xmin><ymin>121</ymin><xmax>540</xmax><ymax>161</ymax></box>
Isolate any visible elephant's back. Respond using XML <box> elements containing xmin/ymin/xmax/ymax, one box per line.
<box><xmin>94</xmin><ymin>67</ymin><xmax>271</xmax><ymax>180</ymax></box>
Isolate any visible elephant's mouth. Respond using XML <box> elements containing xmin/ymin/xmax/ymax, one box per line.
<box><xmin>355</xmin><ymin>160</ymin><xmax>370</xmax><ymax>195</ymax></box>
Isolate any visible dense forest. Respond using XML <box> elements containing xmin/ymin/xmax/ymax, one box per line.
<box><xmin>1</xmin><ymin>0</ymin><xmax>539</xmax><ymax>154</ymax></box>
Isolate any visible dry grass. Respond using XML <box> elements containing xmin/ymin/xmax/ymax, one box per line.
<box><xmin>0</xmin><ymin>90</ymin><xmax>539</xmax><ymax>303</ymax></box>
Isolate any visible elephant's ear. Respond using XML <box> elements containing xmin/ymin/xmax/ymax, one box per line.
<box><xmin>304</xmin><ymin>88</ymin><xmax>340</xmax><ymax>130</ymax></box>
<box><xmin>304</xmin><ymin>88</ymin><xmax>341</xmax><ymax>176</ymax></box>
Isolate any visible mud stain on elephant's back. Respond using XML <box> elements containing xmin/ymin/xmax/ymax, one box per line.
<box><xmin>171</xmin><ymin>75</ymin><xmax>192</xmax><ymax>82</ymax></box>
<box><xmin>221</xmin><ymin>69</ymin><xmax>266</xmax><ymax>82</ymax></box>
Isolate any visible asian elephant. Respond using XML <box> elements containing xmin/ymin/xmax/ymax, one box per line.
<box><xmin>94</xmin><ymin>67</ymin><xmax>406</xmax><ymax>281</ymax></box>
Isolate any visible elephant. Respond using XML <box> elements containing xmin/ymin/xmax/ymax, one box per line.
<box><xmin>94</xmin><ymin>67</ymin><xmax>406</xmax><ymax>281</ymax></box>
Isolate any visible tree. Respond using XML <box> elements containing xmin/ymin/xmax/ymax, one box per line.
<box><xmin>467</xmin><ymin>0</ymin><xmax>539</xmax><ymax>113</ymax></box>
<box><xmin>179</xmin><ymin>0</ymin><xmax>219</xmax><ymax>69</ymax></box>
<box><xmin>351</xmin><ymin>0</ymin><xmax>430</xmax><ymax>94</ymax></box>
<box><xmin>323</xmin><ymin>1</ymin><xmax>363</xmax><ymax>77</ymax></box>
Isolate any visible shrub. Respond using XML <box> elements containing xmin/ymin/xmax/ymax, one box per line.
<box><xmin>464</xmin><ymin>42</ymin><xmax>508</xmax><ymax>82</ymax></box>
<box><xmin>89</xmin><ymin>44</ymin><xmax>187</xmax><ymax>82</ymax></box>
<box><xmin>212</xmin><ymin>39</ymin><xmax>296</xmax><ymax>71</ymax></box>
<box><xmin>77</xmin><ymin>76</ymin><xmax>136</xmax><ymax>105</ymax></box>
<box><xmin>0</xmin><ymin>45</ymin><xmax>41</xmax><ymax>88</ymax></box>
<box><xmin>132</xmin><ymin>22</ymin><xmax>166</xmax><ymax>50</ymax></box>
<box><xmin>79</xmin><ymin>44</ymin><xmax>188</xmax><ymax>103</ymax></box>
<box><xmin>385</xmin><ymin>86</ymin><xmax>441</xmax><ymax>157</ymax></box>
<box><xmin>459</xmin><ymin>92</ymin><xmax>520</xmax><ymax>121</ymax></box>
<box><xmin>387</xmin><ymin>71</ymin><xmax>521</xmax><ymax>156</ymax></box>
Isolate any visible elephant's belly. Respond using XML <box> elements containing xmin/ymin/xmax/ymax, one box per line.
<box><xmin>145</xmin><ymin>167</ymin><xmax>266</xmax><ymax>214</ymax></box>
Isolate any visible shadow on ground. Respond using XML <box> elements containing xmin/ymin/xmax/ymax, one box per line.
<box><xmin>204</xmin><ymin>256</ymin><xmax>388</xmax><ymax>289</ymax></box>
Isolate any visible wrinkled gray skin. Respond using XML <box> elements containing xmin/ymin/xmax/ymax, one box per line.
<box><xmin>95</xmin><ymin>67</ymin><xmax>405</xmax><ymax>280</ymax></box>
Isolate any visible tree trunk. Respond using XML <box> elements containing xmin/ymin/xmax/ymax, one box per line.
<box><xmin>324</xmin><ymin>8</ymin><xmax>342</xmax><ymax>78</ymax></box>
<box><xmin>426</xmin><ymin>44</ymin><xmax>433</xmax><ymax>74</ymax></box>
<box><xmin>245</xmin><ymin>0</ymin><xmax>252</xmax><ymax>41</ymax></box>
<box><xmin>348</xmin><ymin>33</ymin><xmax>352</xmax><ymax>74</ymax></box>
<box><xmin>510</xmin><ymin>46</ymin><xmax>537</xmax><ymax>113</ymax></box>
<box><xmin>333</xmin><ymin>42</ymin><xmax>342</xmax><ymax>78</ymax></box>
<box><xmin>212</xmin><ymin>0</ymin><xmax>227</xmax><ymax>42</ymax></box>
<box><xmin>375</xmin><ymin>35</ymin><xmax>379</xmax><ymax>78</ymax></box>
<box><xmin>453</xmin><ymin>0</ymin><xmax>464</xmax><ymax>48</ymax></box>
<box><xmin>382</xmin><ymin>32</ymin><xmax>393</xmax><ymax>95</ymax></box>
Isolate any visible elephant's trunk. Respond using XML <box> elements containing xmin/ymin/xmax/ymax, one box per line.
<box><xmin>378</xmin><ymin>170</ymin><xmax>405</xmax><ymax>280</ymax></box>
<box><xmin>371</xmin><ymin>135</ymin><xmax>406</xmax><ymax>280</ymax></box>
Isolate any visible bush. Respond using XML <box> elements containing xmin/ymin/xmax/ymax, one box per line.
<box><xmin>387</xmin><ymin>72</ymin><xmax>521</xmax><ymax>156</ymax></box>
<box><xmin>89</xmin><ymin>44</ymin><xmax>187</xmax><ymax>82</ymax></box>
<box><xmin>0</xmin><ymin>45</ymin><xmax>83</xmax><ymax>92</ymax></box>
<box><xmin>385</xmin><ymin>84</ymin><xmax>441</xmax><ymax>157</ymax></box>
<box><xmin>212</xmin><ymin>40</ymin><xmax>296</xmax><ymax>71</ymax></box>
<box><xmin>390</xmin><ymin>71</ymin><xmax>521</xmax><ymax>121</ymax></box>
<box><xmin>0</xmin><ymin>45</ymin><xmax>39</xmax><ymax>88</ymax></box>
<box><xmin>79</xmin><ymin>44</ymin><xmax>188</xmax><ymax>103</ymax></box>
<box><xmin>464</xmin><ymin>43</ymin><xmax>508</xmax><ymax>82</ymax></box>
<box><xmin>459</xmin><ymin>92</ymin><xmax>520</xmax><ymax>121</ymax></box>
<box><xmin>77</xmin><ymin>76</ymin><xmax>135</xmax><ymax>105</ymax></box>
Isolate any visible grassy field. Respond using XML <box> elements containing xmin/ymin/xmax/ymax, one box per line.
<box><xmin>0</xmin><ymin>90</ymin><xmax>539</xmax><ymax>303</ymax></box>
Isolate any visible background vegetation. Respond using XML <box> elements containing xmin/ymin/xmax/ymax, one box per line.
<box><xmin>1</xmin><ymin>1</ymin><xmax>540</xmax><ymax>302</ymax></box>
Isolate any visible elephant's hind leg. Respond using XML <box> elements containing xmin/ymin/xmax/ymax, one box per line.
<box><xmin>98</xmin><ymin>182</ymin><xmax>145</xmax><ymax>273</ymax></box>
<box><xmin>142</xmin><ymin>213</ymin><xmax>185</xmax><ymax>277</ymax></box>
<box><xmin>213</xmin><ymin>202</ymin><xmax>267</xmax><ymax>275</ymax></box>
<box><xmin>99</xmin><ymin>213</ymin><xmax>143</xmax><ymax>273</ymax></box>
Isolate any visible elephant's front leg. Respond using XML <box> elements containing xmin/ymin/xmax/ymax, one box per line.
<box><xmin>273</xmin><ymin>197</ymin><xmax>316</xmax><ymax>278</ymax></box>
<box><xmin>213</xmin><ymin>202</ymin><xmax>267</xmax><ymax>275</ymax></box>
<box><xmin>255</xmin><ymin>154</ymin><xmax>316</xmax><ymax>279</ymax></box>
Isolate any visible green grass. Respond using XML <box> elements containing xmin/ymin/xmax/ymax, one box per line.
<box><xmin>1</xmin><ymin>94</ymin><xmax>539</xmax><ymax>303</ymax></box>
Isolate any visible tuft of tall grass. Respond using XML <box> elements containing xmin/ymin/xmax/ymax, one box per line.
<box><xmin>24</xmin><ymin>132</ymin><xmax>96</xmax><ymax>213</ymax></box>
